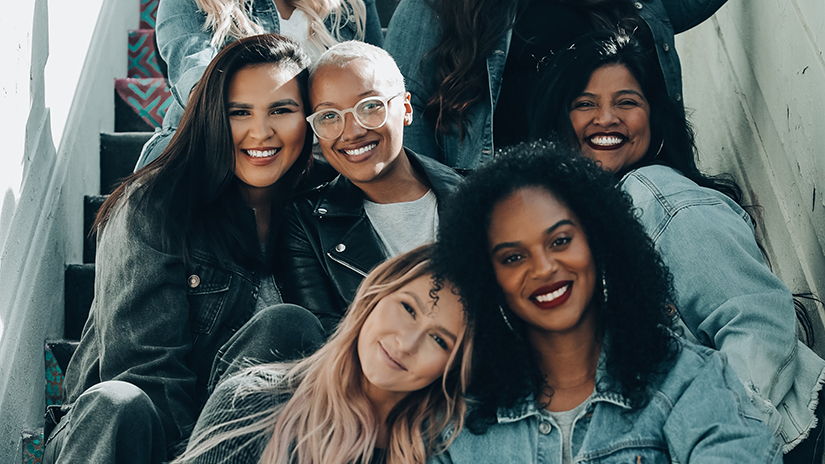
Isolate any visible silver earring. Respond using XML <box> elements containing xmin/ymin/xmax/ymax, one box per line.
<box><xmin>601</xmin><ymin>272</ymin><xmax>609</xmax><ymax>306</ymax></box>
<box><xmin>498</xmin><ymin>305</ymin><xmax>517</xmax><ymax>334</ymax></box>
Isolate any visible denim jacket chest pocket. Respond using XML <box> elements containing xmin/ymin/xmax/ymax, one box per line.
<box><xmin>186</xmin><ymin>263</ymin><xmax>234</xmax><ymax>335</ymax></box>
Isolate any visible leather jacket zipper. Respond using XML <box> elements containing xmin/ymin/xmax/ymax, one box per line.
<box><xmin>326</xmin><ymin>252</ymin><xmax>368</xmax><ymax>277</ymax></box>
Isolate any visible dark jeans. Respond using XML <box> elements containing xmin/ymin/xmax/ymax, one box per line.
<box><xmin>44</xmin><ymin>304</ymin><xmax>324</xmax><ymax>464</ymax></box>
<box><xmin>784</xmin><ymin>389</ymin><xmax>825</xmax><ymax>464</ymax></box>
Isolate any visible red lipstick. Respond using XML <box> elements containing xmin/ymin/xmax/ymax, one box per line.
<box><xmin>529</xmin><ymin>281</ymin><xmax>573</xmax><ymax>309</ymax></box>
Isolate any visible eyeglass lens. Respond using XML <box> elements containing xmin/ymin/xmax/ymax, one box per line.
<box><xmin>312</xmin><ymin>97</ymin><xmax>388</xmax><ymax>139</ymax></box>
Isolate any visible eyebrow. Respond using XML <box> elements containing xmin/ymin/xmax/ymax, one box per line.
<box><xmin>403</xmin><ymin>290</ymin><xmax>459</xmax><ymax>344</ymax></box>
<box><xmin>489</xmin><ymin>219</ymin><xmax>575</xmax><ymax>254</ymax></box>
<box><xmin>312</xmin><ymin>90</ymin><xmax>379</xmax><ymax>111</ymax></box>
<box><xmin>576</xmin><ymin>89</ymin><xmax>645</xmax><ymax>100</ymax></box>
<box><xmin>227</xmin><ymin>99</ymin><xmax>301</xmax><ymax>109</ymax></box>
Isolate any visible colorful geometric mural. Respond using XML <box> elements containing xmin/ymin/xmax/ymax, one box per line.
<box><xmin>140</xmin><ymin>0</ymin><xmax>159</xmax><ymax>29</ymax></box>
<box><xmin>115</xmin><ymin>78</ymin><xmax>173</xmax><ymax>128</ymax></box>
<box><xmin>128</xmin><ymin>29</ymin><xmax>164</xmax><ymax>78</ymax></box>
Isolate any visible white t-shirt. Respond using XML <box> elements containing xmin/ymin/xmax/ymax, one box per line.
<box><xmin>364</xmin><ymin>190</ymin><xmax>439</xmax><ymax>258</ymax></box>
<box><xmin>276</xmin><ymin>7</ymin><xmax>323</xmax><ymax>60</ymax></box>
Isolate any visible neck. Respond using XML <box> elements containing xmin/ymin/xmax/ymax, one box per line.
<box><xmin>240</xmin><ymin>184</ymin><xmax>276</xmax><ymax>243</ymax></box>
<box><xmin>529</xmin><ymin>320</ymin><xmax>601</xmax><ymax>411</ymax></box>
<box><xmin>363</xmin><ymin>380</ymin><xmax>407</xmax><ymax>448</ymax></box>
<box><xmin>356</xmin><ymin>150</ymin><xmax>430</xmax><ymax>204</ymax></box>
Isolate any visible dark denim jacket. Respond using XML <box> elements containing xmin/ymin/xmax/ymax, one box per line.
<box><xmin>384</xmin><ymin>0</ymin><xmax>727</xmax><ymax>170</ymax></box>
<box><xmin>62</xmin><ymin>186</ymin><xmax>264</xmax><ymax>454</ymax></box>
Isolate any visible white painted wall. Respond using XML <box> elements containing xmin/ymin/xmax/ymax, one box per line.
<box><xmin>678</xmin><ymin>0</ymin><xmax>825</xmax><ymax>353</ymax></box>
<box><xmin>0</xmin><ymin>0</ymin><xmax>135</xmax><ymax>460</ymax></box>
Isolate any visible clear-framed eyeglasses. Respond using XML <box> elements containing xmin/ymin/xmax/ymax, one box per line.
<box><xmin>306</xmin><ymin>93</ymin><xmax>405</xmax><ymax>140</ymax></box>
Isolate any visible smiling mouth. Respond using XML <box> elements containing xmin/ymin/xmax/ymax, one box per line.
<box><xmin>530</xmin><ymin>282</ymin><xmax>573</xmax><ymax>309</ymax></box>
<box><xmin>379</xmin><ymin>342</ymin><xmax>407</xmax><ymax>371</ymax></box>
<box><xmin>586</xmin><ymin>134</ymin><xmax>626</xmax><ymax>150</ymax></box>
<box><xmin>342</xmin><ymin>142</ymin><xmax>377</xmax><ymax>156</ymax></box>
<box><xmin>244</xmin><ymin>148</ymin><xmax>280</xmax><ymax>158</ymax></box>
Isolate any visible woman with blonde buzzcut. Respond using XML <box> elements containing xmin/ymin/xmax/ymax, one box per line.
<box><xmin>136</xmin><ymin>0</ymin><xmax>383</xmax><ymax>169</ymax></box>
<box><xmin>176</xmin><ymin>245</ymin><xmax>474</xmax><ymax>464</ymax></box>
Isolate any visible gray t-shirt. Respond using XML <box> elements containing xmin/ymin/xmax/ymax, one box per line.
<box><xmin>546</xmin><ymin>400</ymin><xmax>588</xmax><ymax>464</ymax></box>
<box><xmin>363</xmin><ymin>190</ymin><xmax>438</xmax><ymax>257</ymax></box>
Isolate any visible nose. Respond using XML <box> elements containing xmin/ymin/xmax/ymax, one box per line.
<box><xmin>250</xmin><ymin>113</ymin><xmax>275</xmax><ymax>140</ymax></box>
<box><xmin>395</xmin><ymin>327</ymin><xmax>422</xmax><ymax>355</ymax></box>
<box><xmin>530</xmin><ymin>251</ymin><xmax>558</xmax><ymax>280</ymax></box>
<box><xmin>340</xmin><ymin>112</ymin><xmax>367</xmax><ymax>141</ymax></box>
<box><xmin>593</xmin><ymin>105</ymin><xmax>619</xmax><ymax>127</ymax></box>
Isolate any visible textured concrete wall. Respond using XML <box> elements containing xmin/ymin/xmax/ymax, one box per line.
<box><xmin>677</xmin><ymin>0</ymin><xmax>825</xmax><ymax>353</ymax></box>
<box><xmin>0</xmin><ymin>0</ymin><xmax>133</xmax><ymax>460</ymax></box>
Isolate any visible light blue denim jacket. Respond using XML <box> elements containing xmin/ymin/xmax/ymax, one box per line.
<box><xmin>383</xmin><ymin>0</ymin><xmax>727</xmax><ymax>170</ymax></box>
<box><xmin>431</xmin><ymin>341</ymin><xmax>782</xmax><ymax>464</ymax></box>
<box><xmin>136</xmin><ymin>0</ymin><xmax>383</xmax><ymax>169</ymax></box>
<box><xmin>620</xmin><ymin>165</ymin><xmax>825</xmax><ymax>451</ymax></box>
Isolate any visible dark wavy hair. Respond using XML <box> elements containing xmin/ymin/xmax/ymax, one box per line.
<box><xmin>528</xmin><ymin>30</ymin><xmax>745</xmax><ymax>205</ymax></box>
<box><xmin>432</xmin><ymin>140</ymin><xmax>679</xmax><ymax>432</ymax></box>
<box><xmin>94</xmin><ymin>34</ymin><xmax>313</xmax><ymax>269</ymax></box>
<box><xmin>423</xmin><ymin>0</ymin><xmax>639</xmax><ymax>139</ymax></box>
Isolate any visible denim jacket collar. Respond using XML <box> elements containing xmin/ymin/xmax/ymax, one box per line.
<box><xmin>495</xmin><ymin>342</ymin><xmax>632</xmax><ymax>424</ymax></box>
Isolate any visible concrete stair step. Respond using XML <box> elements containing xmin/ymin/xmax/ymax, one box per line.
<box><xmin>114</xmin><ymin>78</ymin><xmax>172</xmax><ymax>131</ymax></box>
<box><xmin>140</xmin><ymin>0</ymin><xmax>159</xmax><ymax>29</ymax></box>
<box><xmin>64</xmin><ymin>264</ymin><xmax>94</xmax><ymax>341</ymax></box>
<box><xmin>128</xmin><ymin>29</ymin><xmax>166</xmax><ymax>79</ymax></box>
<box><xmin>22</xmin><ymin>430</ymin><xmax>43</xmax><ymax>464</ymax></box>
<box><xmin>83</xmin><ymin>195</ymin><xmax>107</xmax><ymax>263</ymax></box>
<box><xmin>100</xmin><ymin>132</ymin><xmax>150</xmax><ymax>192</ymax></box>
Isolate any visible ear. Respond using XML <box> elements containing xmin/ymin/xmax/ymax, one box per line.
<box><xmin>403</xmin><ymin>92</ymin><xmax>413</xmax><ymax>126</ymax></box>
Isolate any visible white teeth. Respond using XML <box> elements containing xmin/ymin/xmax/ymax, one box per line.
<box><xmin>590</xmin><ymin>135</ymin><xmax>624</xmax><ymax>147</ymax></box>
<box><xmin>343</xmin><ymin>143</ymin><xmax>377</xmax><ymax>156</ymax></box>
<box><xmin>246</xmin><ymin>149</ymin><xmax>278</xmax><ymax>158</ymax></box>
<box><xmin>534</xmin><ymin>284</ymin><xmax>570</xmax><ymax>302</ymax></box>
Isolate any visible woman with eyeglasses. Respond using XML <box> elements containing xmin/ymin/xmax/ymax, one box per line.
<box><xmin>275</xmin><ymin>41</ymin><xmax>463</xmax><ymax>335</ymax></box>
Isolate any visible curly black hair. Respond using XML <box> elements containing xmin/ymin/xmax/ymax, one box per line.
<box><xmin>432</xmin><ymin>140</ymin><xmax>679</xmax><ymax>432</ymax></box>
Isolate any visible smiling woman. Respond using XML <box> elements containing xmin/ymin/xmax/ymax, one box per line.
<box><xmin>431</xmin><ymin>141</ymin><xmax>782</xmax><ymax>463</ymax></box>
<box><xmin>529</xmin><ymin>31</ymin><xmax>825</xmax><ymax>462</ymax></box>
<box><xmin>174</xmin><ymin>245</ymin><xmax>474</xmax><ymax>464</ymax></box>
<box><xmin>42</xmin><ymin>35</ymin><xmax>318</xmax><ymax>464</ymax></box>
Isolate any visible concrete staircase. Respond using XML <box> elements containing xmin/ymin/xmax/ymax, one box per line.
<box><xmin>20</xmin><ymin>0</ymin><xmax>169</xmax><ymax>461</ymax></box>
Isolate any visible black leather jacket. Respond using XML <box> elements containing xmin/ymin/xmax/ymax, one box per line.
<box><xmin>276</xmin><ymin>149</ymin><xmax>462</xmax><ymax>334</ymax></box>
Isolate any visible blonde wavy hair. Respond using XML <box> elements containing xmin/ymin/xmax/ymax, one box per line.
<box><xmin>178</xmin><ymin>245</ymin><xmax>473</xmax><ymax>464</ymax></box>
<box><xmin>195</xmin><ymin>0</ymin><xmax>367</xmax><ymax>53</ymax></box>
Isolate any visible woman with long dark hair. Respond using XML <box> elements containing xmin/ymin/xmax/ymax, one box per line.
<box><xmin>175</xmin><ymin>245</ymin><xmax>473</xmax><ymax>464</ymax></box>
<box><xmin>383</xmin><ymin>0</ymin><xmax>726</xmax><ymax>170</ymax></box>
<box><xmin>528</xmin><ymin>31</ymin><xmax>825</xmax><ymax>462</ymax></box>
<box><xmin>432</xmin><ymin>142</ymin><xmax>781</xmax><ymax>463</ymax></box>
<box><xmin>44</xmin><ymin>34</ymin><xmax>320</xmax><ymax>463</ymax></box>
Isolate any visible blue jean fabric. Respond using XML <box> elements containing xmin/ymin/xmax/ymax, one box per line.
<box><xmin>431</xmin><ymin>341</ymin><xmax>782</xmax><ymax>464</ymax></box>
<box><xmin>134</xmin><ymin>0</ymin><xmax>384</xmax><ymax>170</ymax></box>
<box><xmin>383</xmin><ymin>0</ymin><xmax>727</xmax><ymax>170</ymax></box>
<box><xmin>620</xmin><ymin>165</ymin><xmax>825</xmax><ymax>452</ymax></box>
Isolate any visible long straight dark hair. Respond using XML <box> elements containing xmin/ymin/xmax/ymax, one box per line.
<box><xmin>423</xmin><ymin>0</ymin><xmax>638</xmax><ymax>139</ymax></box>
<box><xmin>94</xmin><ymin>34</ymin><xmax>313</xmax><ymax>269</ymax></box>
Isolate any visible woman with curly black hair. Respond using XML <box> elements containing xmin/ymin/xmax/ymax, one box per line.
<box><xmin>430</xmin><ymin>141</ymin><xmax>781</xmax><ymax>463</ymax></box>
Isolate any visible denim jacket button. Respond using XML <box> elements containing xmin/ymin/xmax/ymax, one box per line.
<box><xmin>538</xmin><ymin>420</ymin><xmax>552</xmax><ymax>435</ymax></box>
<box><xmin>335</xmin><ymin>243</ymin><xmax>346</xmax><ymax>252</ymax></box>
<box><xmin>188</xmin><ymin>274</ymin><xmax>201</xmax><ymax>288</ymax></box>
<box><xmin>317</xmin><ymin>208</ymin><xmax>328</xmax><ymax>215</ymax></box>
<box><xmin>634</xmin><ymin>1</ymin><xmax>643</xmax><ymax>8</ymax></box>
<box><xmin>663</xmin><ymin>43</ymin><xmax>670</xmax><ymax>52</ymax></box>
